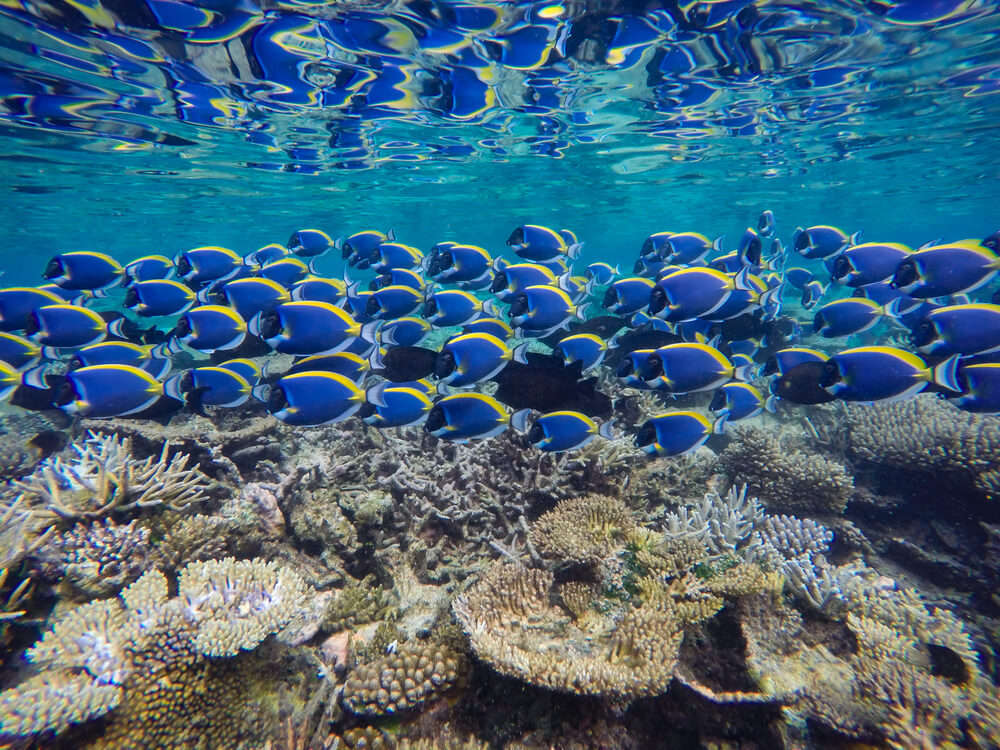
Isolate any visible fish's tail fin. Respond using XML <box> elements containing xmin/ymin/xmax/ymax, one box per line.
<box><xmin>932</xmin><ymin>354</ymin><xmax>962</xmax><ymax>393</ymax></box>
<box><xmin>764</xmin><ymin>394</ymin><xmax>778</xmax><ymax>413</ymax></box>
<box><xmin>360</xmin><ymin>320</ymin><xmax>381</xmax><ymax>345</ymax></box>
<box><xmin>712</xmin><ymin>414</ymin><xmax>729</xmax><ymax>434</ymax></box>
<box><xmin>510</xmin><ymin>408</ymin><xmax>532</xmax><ymax>433</ymax></box>
<box><xmin>712</xmin><ymin>236</ymin><xmax>724</xmax><ymax>252</ymax></box>
<box><xmin>366</xmin><ymin>382</ymin><xmax>390</xmax><ymax>408</ymax></box>
<box><xmin>598</xmin><ymin>419</ymin><xmax>616</xmax><ymax>440</ymax></box>
<box><xmin>732</xmin><ymin>362</ymin><xmax>754</xmax><ymax>381</ymax></box>
<box><xmin>251</xmin><ymin>383</ymin><xmax>271</xmax><ymax>403</ymax></box>
<box><xmin>575</xmin><ymin>302</ymin><xmax>590</xmax><ymax>320</ymax></box>
<box><xmin>163</xmin><ymin>374</ymin><xmax>184</xmax><ymax>402</ymax></box>
<box><xmin>22</xmin><ymin>364</ymin><xmax>49</xmax><ymax>390</ymax></box>
<box><xmin>567</xmin><ymin>242</ymin><xmax>583</xmax><ymax>261</ymax></box>
<box><xmin>512</xmin><ymin>341</ymin><xmax>530</xmax><ymax>364</ymax></box>
<box><xmin>849</xmin><ymin>230</ymin><xmax>863</xmax><ymax>246</ymax></box>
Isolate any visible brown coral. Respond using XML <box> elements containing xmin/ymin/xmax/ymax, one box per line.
<box><xmin>528</xmin><ymin>493</ymin><xmax>636</xmax><ymax>566</ymax></box>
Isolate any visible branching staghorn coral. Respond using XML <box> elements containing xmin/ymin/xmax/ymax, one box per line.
<box><xmin>661</xmin><ymin>484</ymin><xmax>764</xmax><ymax>560</ymax></box>
<box><xmin>0</xmin><ymin>557</ymin><xmax>313</xmax><ymax>741</ymax></box>
<box><xmin>4</xmin><ymin>431</ymin><xmax>209</xmax><ymax>534</ymax></box>
<box><xmin>845</xmin><ymin>394</ymin><xmax>1000</xmax><ymax>498</ymax></box>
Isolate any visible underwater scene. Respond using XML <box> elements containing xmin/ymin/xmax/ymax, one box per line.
<box><xmin>1</xmin><ymin>0</ymin><xmax>1000</xmax><ymax>748</ymax></box>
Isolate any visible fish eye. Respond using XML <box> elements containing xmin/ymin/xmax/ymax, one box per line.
<box><xmin>911</xmin><ymin>321</ymin><xmax>934</xmax><ymax>347</ymax></box>
<box><xmin>892</xmin><ymin>260</ymin><xmax>916</xmax><ymax>288</ymax></box>
<box><xmin>425</xmin><ymin>405</ymin><xmax>445</xmax><ymax>433</ymax></box>
<box><xmin>68</xmin><ymin>355</ymin><xmax>84</xmax><ymax>371</ymax></box>
<box><xmin>646</xmin><ymin>355</ymin><xmax>663</xmax><ymax>379</ymax></box>
<box><xmin>422</xmin><ymin>298</ymin><xmax>438</xmax><ymax>317</ymax></box>
<box><xmin>633</xmin><ymin>259</ymin><xmax>646</xmax><ymax>274</ymax></box>
<box><xmin>176</xmin><ymin>256</ymin><xmax>191</xmax><ymax>275</ymax></box>
<box><xmin>506</xmin><ymin>227</ymin><xmax>525</xmax><ymax>246</ymax></box>
<box><xmin>124</xmin><ymin>287</ymin><xmax>139</xmax><ymax>307</ymax></box>
<box><xmin>43</xmin><ymin>258</ymin><xmax>63</xmax><ymax>279</ymax></box>
<box><xmin>440</xmin><ymin>251</ymin><xmax>453</xmax><ymax>267</ymax></box>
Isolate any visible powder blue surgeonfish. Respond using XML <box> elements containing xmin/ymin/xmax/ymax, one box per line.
<box><xmin>813</xmin><ymin>298</ymin><xmax>883</xmax><ymax>338</ymax></box>
<box><xmin>801</xmin><ymin>280</ymin><xmax>827</xmax><ymax>310</ymax></box>
<box><xmin>586</xmin><ymin>262</ymin><xmax>619</xmax><ymax>285</ymax></box>
<box><xmin>759</xmin><ymin>347</ymin><xmax>829</xmax><ymax>377</ymax></box>
<box><xmin>0</xmin><ymin>332</ymin><xmax>42</xmax><ymax>372</ymax></box>
<box><xmin>784</xmin><ymin>267</ymin><xmax>815</xmax><ymax>290</ymax></box>
<box><xmin>245</xmin><ymin>244</ymin><xmax>290</xmax><ymax>269</ymax></box>
<box><xmin>428</xmin><ymin>244</ymin><xmax>492</xmax><ymax>283</ymax></box>
<box><xmin>819</xmin><ymin>345</ymin><xmax>960</xmax><ymax>402</ymax></box>
<box><xmin>260</xmin><ymin>371</ymin><xmax>366</xmax><ymax>426</ymax></box>
<box><xmin>648</xmin><ymin>267</ymin><xmax>752</xmax><ymax>322</ymax></box>
<box><xmin>645</xmin><ymin>342</ymin><xmax>753</xmax><ymax>393</ymax></box>
<box><xmin>26</xmin><ymin>304</ymin><xmax>106</xmax><ymax>349</ymax></box>
<box><xmin>366</xmin><ymin>284</ymin><xmax>424</xmax><ymax>320</ymax></box>
<box><xmin>342</xmin><ymin>229</ymin><xmax>394</xmax><ymax>268</ymax></box>
<box><xmin>490</xmin><ymin>262</ymin><xmax>557</xmax><ymax>299</ymax></box>
<box><xmin>251</xmin><ymin>301</ymin><xmax>374</xmax><ymax>355</ymax></box>
<box><xmin>379</xmin><ymin>316</ymin><xmax>432</xmax><ymax>346</ymax></box>
<box><xmin>124</xmin><ymin>280</ymin><xmax>197</xmax><ymax>317</ymax></box>
<box><xmin>44</xmin><ymin>251</ymin><xmax>124</xmax><ymax>291</ymax></box>
<box><xmin>285</xmin><ymin>352</ymin><xmax>369</xmax><ymax>382</ymax></box>
<box><xmin>507</xmin><ymin>284</ymin><xmax>585</xmax><ymax>335</ymax></box>
<box><xmin>69</xmin><ymin>341</ymin><xmax>170</xmax><ymax>380</ymax></box>
<box><xmin>890</xmin><ymin>240</ymin><xmax>1000</xmax><ymax>298</ymax></box>
<box><xmin>56</xmin><ymin>364</ymin><xmax>164</xmax><ymax>417</ymax></box>
<box><xmin>635</xmin><ymin>411</ymin><xmax>717</xmax><ymax>456</ymax></box>
<box><xmin>425</xmin><ymin>392</ymin><xmax>509</xmax><ymax>441</ymax></box>
<box><xmin>462</xmin><ymin>316</ymin><xmax>514</xmax><ymax>341</ymax></box>
<box><xmin>664</xmin><ymin>232</ymin><xmax>719</xmax><ymax>265</ymax></box>
<box><xmin>164</xmin><ymin>365</ymin><xmax>252</xmax><ymax>412</ymax></box>
<box><xmin>506</xmin><ymin>224</ymin><xmax>582</xmax><ymax>262</ymax></box>
<box><xmin>603</xmin><ymin>277</ymin><xmax>655</xmax><ymax>315</ymax></box>
<box><xmin>374</xmin><ymin>242</ymin><xmax>424</xmax><ymax>273</ymax></box>
<box><xmin>511</xmin><ymin>409</ymin><xmax>615</xmax><ymax>452</ymax></box>
<box><xmin>287</xmin><ymin>228</ymin><xmax>335</xmax><ymax>258</ymax></box>
<box><xmin>290</xmin><ymin>277</ymin><xmax>346</xmax><ymax>304</ymax></box>
<box><xmin>423</xmin><ymin>289</ymin><xmax>487</xmax><ymax>327</ymax></box>
<box><xmin>555</xmin><ymin>332</ymin><xmax>607</xmax><ymax>372</ymax></box>
<box><xmin>0</xmin><ymin>287</ymin><xmax>66</xmax><ymax>331</ymax></box>
<box><xmin>166</xmin><ymin>305</ymin><xmax>247</xmax><ymax>353</ymax></box>
<box><xmin>371</xmin><ymin>268</ymin><xmax>427</xmax><ymax>292</ymax></box>
<box><xmin>124</xmin><ymin>255</ymin><xmax>175</xmax><ymax>283</ymax></box>
<box><xmin>709</xmin><ymin>382</ymin><xmax>774</xmax><ymax>428</ymax></box>
<box><xmin>910</xmin><ymin>303</ymin><xmax>1000</xmax><ymax>356</ymax></box>
<box><xmin>830</xmin><ymin>242</ymin><xmax>911</xmax><ymax>287</ymax></box>
<box><xmin>213</xmin><ymin>277</ymin><xmax>291</xmax><ymax>319</ymax></box>
<box><xmin>792</xmin><ymin>225</ymin><xmax>860</xmax><ymax>259</ymax></box>
<box><xmin>434</xmin><ymin>332</ymin><xmax>528</xmax><ymax>387</ymax></box>
<box><xmin>361</xmin><ymin>382</ymin><xmax>434</xmax><ymax>427</ymax></box>
<box><xmin>950</xmin><ymin>363</ymin><xmax>1000</xmax><ymax>414</ymax></box>
<box><xmin>175</xmin><ymin>246</ymin><xmax>243</xmax><ymax>285</ymax></box>
<box><xmin>258</xmin><ymin>257</ymin><xmax>312</xmax><ymax>287</ymax></box>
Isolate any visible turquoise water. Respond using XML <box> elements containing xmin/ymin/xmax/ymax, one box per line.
<box><xmin>2</xmin><ymin>0</ymin><xmax>998</xmax><ymax>283</ymax></box>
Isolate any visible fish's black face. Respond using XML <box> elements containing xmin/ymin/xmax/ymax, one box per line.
<box><xmin>745</xmin><ymin>237</ymin><xmax>762</xmax><ymax>266</ymax></box>
<box><xmin>425</xmin><ymin>404</ymin><xmax>446</xmax><ymax>433</ymax></box>
<box><xmin>507</xmin><ymin>294</ymin><xmax>529</xmax><ymax>318</ymax></box>
<box><xmin>178</xmin><ymin>370</ymin><xmax>195</xmax><ymax>393</ymax></box>
<box><xmin>53</xmin><ymin>380</ymin><xmax>75</xmax><ymax>407</ymax></box>
<box><xmin>645</xmin><ymin>354</ymin><xmax>664</xmax><ymax>380</ymax></box>
<box><xmin>911</xmin><ymin>320</ymin><xmax>935</xmax><ymax>349</ymax></box>
<box><xmin>171</xmin><ymin>316</ymin><xmax>192</xmax><ymax>339</ymax></box>
<box><xmin>123</xmin><ymin>287</ymin><xmax>139</xmax><ymax>308</ymax></box>
<box><xmin>794</xmin><ymin>231</ymin><xmax>811</xmax><ymax>253</ymax></box>
<box><xmin>266</xmin><ymin>384</ymin><xmax>288</xmax><ymax>414</ymax></box>
<box><xmin>832</xmin><ymin>255</ymin><xmax>851</xmax><ymax>280</ymax></box>
<box><xmin>506</xmin><ymin>227</ymin><xmax>525</xmax><ymax>247</ymax></box>
<box><xmin>640</xmin><ymin>238</ymin><xmax>654</xmax><ymax>257</ymax></box>
<box><xmin>287</xmin><ymin>232</ymin><xmax>302</xmax><ymax>250</ymax></box>
<box><xmin>982</xmin><ymin>230</ymin><xmax>1000</xmax><ymax>253</ymax></box>
<box><xmin>527</xmin><ymin>422</ymin><xmax>545</xmax><ymax>445</ymax></box>
<box><xmin>811</xmin><ymin>311</ymin><xmax>825</xmax><ymax>333</ymax></box>
<box><xmin>358</xmin><ymin>402</ymin><xmax>375</xmax><ymax>420</ymax></box>
<box><xmin>818</xmin><ymin>360</ymin><xmax>841</xmax><ymax>388</ymax></box>
<box><xmin>439</xmin><ymin>251</ymin><xmax>454</xmax><ymax>269</ymax></box>
<box><xmin>176</xmin><ymin>255</ymin><xmax>192</xmax><ymax>277</ymax></box>
<box><xmin>709</xmin><ymin>389</ymin><xmax>726</xmax><ymax>412</ymax></box>
<box><xmin>341</xmin><ymin>242</ymin><xmax>354</xmax><ymax>260</ymax></box>
<box><xmin>24</xmin><ymin>311</ymin><xmax>40</xmax><ymax>336</ymax></box>
<box><xmin>43</xmin><ymin>258</ymin><xmax>63</xmax><ymax>280</ymax></box>
<box><xmin>648</xmin><ymin>286</ymin><xmax>667</xmax><ymax>315</ymax></box>
<box><xmin>760</xmin><ymin>357</ymin><xmax>778</xmax><ymax>377</ymax></box>
<box><xmin>422</xmin><ymin>298</ymin><xmax>438</xmax><ymax>318</ymax></box>
<box><xmin>634</xmin><ymin>421</ymin><xmax>657</xmax><ymax>448</ymax></box>
<box><xmin>253</xmin><ymin>311</ymin><xmax>278</xmax><ymax>339</ymax></box>
<box><xmin>365</xmin><ymin>295</ymin><xmax>382</xmax><ymax>317</ymax></box>
<box><xmin>490</xmin><ymin>273</ymin><xmax>508</xmax><ymax>293</ymax></box>
<box><xmin>434</xmin><ymin>351</ymin><xmax>456</xmax><ymax>379</ymax></box>
<box><xmin>891</xmin><ymin>259</ymin><xmax>917</xmax><ymax>289</ymax></box>
<box><xmin>602</xmin><ymin>286</ymin><xmax>618</xmax><ymax>309</ymax></box>
<box><xmin>616</xmin><ymin>358</ymin><xmax>635</xmax><ymax>379</ymax></box>
<box><xmin>370</xmin><ymin>274</ymin><xmax>391</xmax><ymax>291</ymax></box>
<box><xmin>633</xmin><ymin>259</ymin><xmax>647</xmax><ymax>274</ymax></box>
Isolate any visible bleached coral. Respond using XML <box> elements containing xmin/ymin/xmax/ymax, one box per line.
<box><xmin>661</xmin><ymin>484</ymin><xmax>764</xmax><ymax>559</ymax></box>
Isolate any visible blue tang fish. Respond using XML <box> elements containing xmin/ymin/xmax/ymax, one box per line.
<box><xmin>361</xmin><ymin>382</ymin><xmax>434</xmax><ymax>427</ymax></box>
<box><xmin>506</xmin><ymin>224</ymin><xmax>582</xmax><ymax>262</ymax></box>
<box><xmin>214</xmin><ymin>277</ymin><xmax>291</xmax><ymax>320</ymax></box>
<box><xmin>258</xmin><ymin>257</ymin><xmax>312</xmax><ymax>287</ymax></box>
<box><xmin>371</xmin><ymin>268</ymin><xmax>426</xmax><ymax>292</ymax></box>
<box><xmin>615</xmin><ymin>348</ymin><xmax>660</xmax><ymax>387</ymax></box>
<box><xmin>910</xmin><ymin>303</ymin><xmax>1000</xmax><ymax>356</ymax></box>
<box><xmin>640</xmin><ymin>231</ymin><xmax>673</xmax><ymax>260</ymax></box>
<box><xmin>813</xmin><ymin>297</ymin><xmax>883</xmax><ymax>337</ymax></box>
<box><xmin>649</xmin><ymin>267</ymin><xmax>752</xmax><ymax>322</ymax></box>
<box><xmin>56</xmin><ymin>364</ymin><xmax>163</xmax><ymax>417</ymax></box>
<box><xmin>0</xmin><ymin>286</ymin><xmax>66</xmax><ymax>331</ymax></box>
<box><xmin>374</xmin><ymin>242</ymin><xmax>424</xmax><ymax>273</ymax></box>
<box><xmin>757</xmin><ymin>209</ymin><xmax>776</xmax><ymax>238</ymax></box>
<box><xmin>217</xmin><ymin>358</ymin><xmax>262</xmax><ymax>386</ymax></box>
<box><xmin>511</xmin><ymin>409</ymin><xmax>615</xmax><ymax>452</ymax></box>
<box><xmin>290</xmin><ymin>277</ymin><xmax>346</xmax><ymax>304</ymax></box>
<box><xmin>635</xmin><ymin>411</ymin><xmax>717</xmax><ymax>457</ymax></box>
<box><xmin>646</xmin><ymin>342</ymin><xmax>752</xmax><ymax>393</ymax></box>
<box><xmin>286</xmin><ymin>351</ymin><xmax>369</xmax><ymax>382</ymax></box>
<box><xmin>287</xmin><ymin>228</ymin><xmax>335</xmax><ymax>258</ymax></box>
<box><xmin>891</xmin><ymin>240</ymin><xmax>1000</xmax><ymax>297</ymax></box>
<box><xmin>792</xmin><ymin>225</ymin><xmax>860</xmax><ymax>259</ymax></box>
<box><xmin>167</xmin><ymin>304</ymin><xmax>247</xmax><ymax>353</ymax></box>
<box><xmin>434</xmin><ymin>332</ymin><xmax>528</xmax><ymax>387</ymax></box>
<box><xmin>261</xmin><ymin>370</ymin><xmax>366</xmax><ymax>426</ymax></box>
<box><xmin>0</xmin><ymin>331</ymin><xmax>42</xmax><ymax>371</ymax></box>
<box><xmin>428</xmin><ymin>244</ymin><xmax>492</xmax><ymax>283</ymax></box>
<box><xmin>784</xmin><ymin>267</ymin><xmax>815</xmax><ymax>290</ymax></box>
<box><xmin>26</xmin><ymin>304</ymin><xmax>106</xmax><ymax>349</ymax></box>
<box><xmin>342</xmin><ymin>229</ymin><xmax>394</xmax><ymax>268</ymax></box>
<box><xmin>586</xmin><ymin>262</ymin><xmax>619</xmax><ymax>285</ymax></box>
<box><xmin>176</xmin><ymin>246</ymin><xmax>243</xmax><ymax>285</ymax></box>
<box><xmin>820</xmin><ymin>345</ymin><xmax>960</xmax><ymax>402</ymax></box>
<box><xmin>379</xmin><ymin>316</ymin><xmax>432</xmax><ymax>346</ymax></box>
<box><xmin>508</xmin><ymin>284</ymin><xmax>585</xmax><ymax>335</ymax></box>
<box><xmin>124</xmin><ymin>279</ymin><xmax>197</xmax><ymax>318</ymax></box>
<box><xmin>462</xmin><ymin>316</ymin><xmax>514</xmax><ymax>341</ymax></box>
<box><xmin>165</xmin><ymin>365</ymin><xmax>252</xmax><ymax>411</ymax></box>
<box><xmin>800</xmin><ymin>280</ymin><xmax>827</xmax><ymax>310</ymax></box>
<box><xmin>759</xmin><ymin>347</ymin><xmax>829</xmax><ymax>377</ymax></box>
<box><xmin>830</xmin><ymin>242</ymin><xmax>911</xmax><ymax>287</ymax></box>
<box><xmin>490</xmin><ymin>262</ymin><xmax>557</xmax><ymax>299</ymax></box>
<box><xmin>44</xmin><ymin>251</ymin><xmax>124</xmax><ymax>291</ymax></box>
<box><xmin>710</xmin><ymin>382</ymin><xmax>774</xmax><ymax>428</ymax></box>
<box><xmin>124</xmin><ymin>255</ymin><xmax>175</xmax><ymax>283</ymax></box>
<box><xmin>425</xmin><ymin>392</ymin><xmax>509</xmax><ymax>441</ymax></box>
<box><xmin>251</xmin><ymin>301</ymin><xmax>373</xmax><ymax>355</ymax></box>
<box><xmin>245</xmin><ymin>243</ymin><xmax>290</xmax><ymax>269</ymax></box>
<box><xmin>665</xmin><ymin>232</ymin><xmax>719</xmax><ymax>265</ymax></box>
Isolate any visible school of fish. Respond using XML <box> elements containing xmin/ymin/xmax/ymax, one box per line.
<box><xmin>1</xmin><ymin>214</ymin><xmax>999</xmax><ymax>457</ymax></box>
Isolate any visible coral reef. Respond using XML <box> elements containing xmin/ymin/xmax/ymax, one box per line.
<box><xmin>717</xmin><ymin>425</ymin><xmax>854</xmax><ymax>514</ymax></box>
<box><xmin>845</xmin><ymin>394</ymin><xmax>1000</xmax><ymax>498</ymax></box>
<box><xmin>0</xmin><ymin>558</ymin><xmax>313</xmax><ymax>743</ymax></box>
<box><xmin>529</xmin><ymin>493</ymin><xmax>636</xmax><ymax>566</ymax></box>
